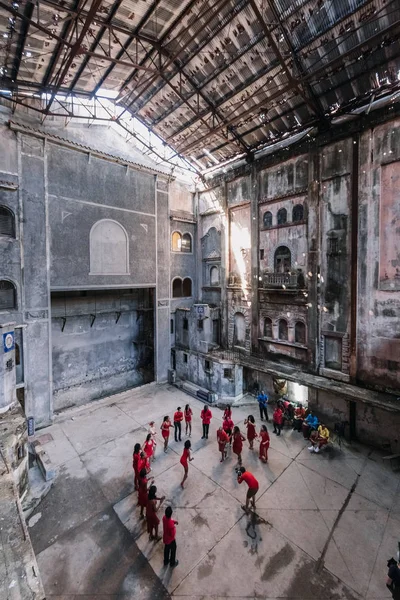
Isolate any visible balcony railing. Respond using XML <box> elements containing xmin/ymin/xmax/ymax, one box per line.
<box><xmin>263</xmin><ymin>273</ymin><xmax>298</xmax><ymax>288</ymax></box>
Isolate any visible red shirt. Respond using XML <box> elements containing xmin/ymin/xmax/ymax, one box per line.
<box><xmin>201</xmin><ymin>408</ymin><xmax>212</xmax><ymax>424</ymax></box>
<box><xmin>295</xmin><ymin>407</ymin><xmax>305</xmax><ymax>419</ymax></box>
<box><xmin>238</xmin><ymin>471</ymin><xmax>259</xmax><ymax>490</ymax></box>
<box><xmin>174</xmin><ymin>411</ymin><xmax>183</xmax><ymax>423</ymax></box>
<box><xmin>162</xmin><ymin>516</ymin><xmax>177</xmax><ymax>545</ymax></box>
<box><xmin>273</xmin><ymin>408</ymin><xmax>283</xmax><ymax>425</ymax></box>
<box><xmin>217</xmin><ymin>429</ymin><xmax>229</xmax><ymax>445</ymax></box>
<box><xmin>223</xmin><ymin>407</ymin><xmax>232</xmax><ymax>419</ymax></box>
<box><xmin>223</xmin><ymin>418</ymin><xmax>234</xmax><ymax>431</ymax></box>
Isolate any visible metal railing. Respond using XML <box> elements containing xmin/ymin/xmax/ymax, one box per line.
<box><xmin>263</xmin><ymin>273</ymin><xmax>298</xmax><ymax>288</ymax></box>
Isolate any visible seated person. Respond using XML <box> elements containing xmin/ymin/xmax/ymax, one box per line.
<box><xmin>302</xmin><ymin>411</ymin><xmax>319</xmax><ymax>439</ymax></box>
<box><xmin>293</xmin><ymin>404</ymin><xmax>306</xmax><ymax>432</ymax></box>
<box><xmin>308</xmin><ymin>423</ymin><xmax>329</xmax><ymax>453</ymax></box>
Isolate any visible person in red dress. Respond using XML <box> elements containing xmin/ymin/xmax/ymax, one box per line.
<box><xmin>223</xmin><ymin>405</ymin><xmax>232</xmax><ymax>420</ymax></box>
<box><xmin>222</xmin><ymin>414</ymin><xmax>234</xmax><ymax>445</ymax></box>
<box><xmin>237</xmin><ymin>466</ymin><xmax>259</xmax><ymax>513</ymax></box>
<box><xmin>146</xmin><ymin>484</ymin><xmax>165</xmax><ymax>541</ymax></box>
<box><xmin>138</xmin><ymin>467</ymin><xmax>154</xmax><ymax>519</ymax></box>
<box><xmin>217</xmin><ymin>426</ymin><xmax>229</xmax><ymax>462</ymax></box>
<box><xmin>244</xmin><ymin>414</ymin><xmax>257</xmax><ymax>449</ymax></box>
<box><xmin>184</xmin><ymin>404</ymin><xmax>193</xmax><ymax>437</ymax></box>
<box><xmin>273</xmin><ymin>403</ymin><xmax>284</xmax><ymax>436</ymax></box>
<box><xmin>180</xmin><ymin>440</ymin><xmax>193</xmax><ymax>488</ymax></box>
<box><xmin>161</xmin><ymin>415</ymin><xmax>173</xmax><ymax>452</ymax></box>
<box><xmin>143</xmin><ymin>433</ymin><xmax>155</xmax><ymax>468</ymax></box>
<box><xmin>232</xmin><ymin>426</ymin><xmax>246</xmax><ymax>466</ymax></box>
<box><xmin>174</xmin><ymin>406</ymin><xmax>184</xmax><ymax>442</ymax></box>
<box><xmin>200</xmin><ymin>405</ymin><xmax>212</xmax><ymax>439</ymax></box>
<box><xmin>132</xmin><ymin>443</ymin><xmax>141</xmax><ymax>490</ymax></box>
<box><xmin>259</xmin><ymin>424</ymin><xmax>270</xmax><ymax>463</ymax></box>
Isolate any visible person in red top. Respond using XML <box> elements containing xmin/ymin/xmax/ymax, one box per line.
<box><xmin>273</xmin><ymin>403</ymin><xmax>284</xmax><ymax>436</ymax></box>
<box><xmin>161</xmin><ymin>415</ymin><xmax>173</xmax><ymax>452</ymax></box>
<box><xmin>180</xmin><ymin>439</ymin><xmax>193</xmax><ymax>488</ymax></box>
<box><xmin>138</xmin><ymin>467</ymin><xmax>154</xmax><ymax>519</ymax></box>
<box><xmin>200</xmin><ymin>405</ymin><xmax>212</xmax><ymax>439</ymax></box>
<box><xmin>143</xmin><ymin>433</ymin><xmax>155</xmax><ymax>467</ymax></box>
<box><xmin>293</xmin><ymin>404</ymin><xmax>306</xmax><ymax>432</ymax></box>
<box><xmin>174</xmin><ymin>406</ymin><xmax>184</xmax><ymax>442</ymax></box>
<box><xmin>163</xmin><ymin>506</ymin><xmax>179</xmax><ymax>568</ymax></box>
<box><xmin>217</xmin><ymin>426</ymin><xmax>229</xmax><ymax>462</ymax></box>
<box><xmin>259</xmin><ymin>424</ymin><xmax>270</xmax><ymax>463</ymax></box>
<box><xmin>184</xmin><ymin>403</ymin><xmax>193</xmax><ymax>437</ymax></box>
<box><xmin>223</xmin><ymin>405</ymin><xmax>232</xmax><ymax>420</ymax></box>
<box><xmin>232</xmin><ymin>426</ymin><xmax>246</xmax><ymax>466</ymax></box>
<box><xmin>237</xmin><ymin>466</ymin><xmax>259</xmax><ymax>513</ymax></box>
<box><xmin>244</xmin><ymin>414</ymin><xmax>257</xmax><ymax>450</ymax></box>
<box><xmin>146</xmin><ymin>484</ymin><xmax>165</xmax><ymax>541</ymax></box>
<box><xmin>132</xmin><ymin>443</ymin><xmax>141</xmax><ymax>490</ymax></box>
<box><xmin>222</xmin><ymin>415</ymin><xmax>234</xmax><ymax>444</ymax></box>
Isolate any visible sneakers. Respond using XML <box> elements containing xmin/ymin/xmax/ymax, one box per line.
<box><xmin>308</xmin><ymin>446</ymin><xmax>315</xmax><ymax>452</ymax></box>
<box><xmin>171</xmin><ymin>560</ymin><xmax>179</xmax><ymax>568</ymax></box>
<box><xmin>314</xmin><ymin>447</ymin><xmax>320</xmax><ymax>453</ymax></box>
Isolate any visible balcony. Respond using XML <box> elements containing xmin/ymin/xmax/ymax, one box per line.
<box><xmin>263</xmin><ymin>273</ymin><xmax>298</xmax><ymax>289</ymax></box>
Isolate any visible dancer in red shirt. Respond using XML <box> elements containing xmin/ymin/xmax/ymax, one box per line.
<box><xmin>222</xmin><ymin>415</ymin><xmax>234</xmax><ymax>444</ymax></box>
<box><xmin>223</xmin><ymin>405</ymin><xmax>232</xmax><ymax>420</ymax></box>
<box><xmin>244</xmin><ymin>415</ymin><xmax>257</xmax><ymax>450</ymax></box>
<box><xmin>259</xmin><ymin>425</ymin><xmax>270</xmax><ymax>463</ymax></box>
<box><xmin>237</xmin><ymin>466</ymin><xmax>259</xmax><ymax>513</ymax></box>
<box><xmin>232</xmin><ymin>426</ymin><xmax>246</xmax><ymax>466</ymax></box>
<box><xmin>174</xmin><ymin>406</ymin><xmax>184</xmax><ymax>442</ymax></box>
<box><xmin>184</xmin><ymin>404</ymin><xmax>193</xmax><ymax>437</ymax></box>
<box><xmin>138</xmin><ymin>467</ymin><xmax>154</xmax><ymax>519</ymax></box>
<box><xmin>161</xmin><ymin>415</ymin><xmax>173</xmax><ymax>452</ymax></box>
<box><xmin>273</xmin><ymin>403</ymin><xmax>284</xmax><ymax>436</ymax></box>
<box><xmin>180</xmin><ymin>439</ymin><xmax>193</xmax><ymax>488</ymax></box>
<box><xmin>163</xmin><ymin>506</ymin><xmax>179</xmax><ymax>568</ymax></box>
<box><xmin>146</xmin><ymin>485</ymin><xmax>165</xmax><ymax>541</ymax></box>
<box><xmin>217</xmin><ymin>426</ymin><xmax>229</xmax><ymax>462</ymax></box>
<box><xmin>132</xmin><ymin>443</ymin><xmax>141</xmax><ymax>490</ymax></box>
<box><xmin>200</xmin><ymin>405</ymin><xmax>212</xmax><ymax>439</ymax></box>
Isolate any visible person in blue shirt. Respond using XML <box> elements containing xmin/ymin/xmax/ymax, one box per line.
<box><xmin>257</xmin><ymin>391</ymin><xmax>269</xmax><ymax>422</ymax></box>
<box><xmin>302</xmin><ymin>411</ymin><xmax>318</xmax><ymax>439</ymax></box>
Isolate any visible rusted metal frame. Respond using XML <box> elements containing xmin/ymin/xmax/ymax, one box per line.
<box><xmin>11</xmin><ymin>0</ymin><xmax>34</xmax><ymax>82</ymax></box>
<box><xmin>44</xmin><ymin>0</ymin><xmax>103</xmax><ymax>114</ymax></box>
<box><xmin>248</xmin><ymin>0</ymin><xmax>319</xmax><ymax>117</ymax></box>
<box><xmin>119</xmin><ymin>0</ymin><xmax>238</xmax><ymax>118</ymax></box>
<box><xmin>42</xmin><ymin>0</ymin><xmax>85</xmax><ymax>88</ymax></box>
<box><xmin>68</xmin><ymin>0</ymin><xmax>124</xmax><ymax>91</ymax></box>
<box><xmin>151</xmin><ymin>30</ymin><xmax>267</xmax><ymax>127</ymax></box>
<box><xmin>349</xmin><ymin>132</ymin><xmax>359</xmax><ymax>381</ymax></box>
<box><xmin>266</xmin><ymin>0</ymin><xmax>328</xmax><ymax>123</ymax></box>
<box><xmin>177</xmin><ymin>20</ymin><xmax>400</xmax><ymax>156</ymax></box>
<box><xmin>91</xmin><ymin>0</ymin><xmax>164</xmax><ymax>96</ymax></box>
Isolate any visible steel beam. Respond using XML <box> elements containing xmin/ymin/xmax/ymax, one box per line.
<box><xmin>11</xmin><ymin>0</ymin><xmax>34</xmax><ymax>82</ymax></box>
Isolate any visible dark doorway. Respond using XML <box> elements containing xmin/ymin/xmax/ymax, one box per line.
<box><xmin>212</xmin><ymin>319</ymin><xmax>220</xmax><ymax>344</ymax></box>
<box><xmin>349</xmin><ymin>401</ymin><xmax>356</xmax><ymax>440</ymax></box>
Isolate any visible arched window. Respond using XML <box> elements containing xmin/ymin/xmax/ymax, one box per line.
<box><xmin>181</xmin><ymin>233</ymin><xmax>192</xmax><ymax>253</ymax></box>
<box><xmin>172</xmin><ymin>231</ymin><xmax>182</xmax><ymax>252</ymax></box>
<box><xmin>0</xmin><ymin>206</ymin><xmax>15</xmax><ymax>237</ymax></box>
<box><xmin>172</xmin><ymin>278</ymin><xmax>182</xmax><ymax>298</ymax></box>
<box><xmin>278</xmin><ymin>319</ymin><xmax>288</xmax><ymax>341</ymax></box>
<box><xmin>292</xmin><ymin>204</ymin><xmax>304</xmax><ymax>222</ymax></box>
<box><xmin>277</xmin><ymin>208</ymin><xmax>287</xmax><ymax>225</ymax></box>
<box><xmin>274</xmin><ymin>246</ymin><xmax>291</xmax><ymax>273</ymax></box>
<box><xmin>295</xmin><ymin>321</ymin><xmax>306</xmax><ymax>344</ymax></box>
<box><xmin>210</xmin><ymin>266</ymin><xmax>219</xmax><ymax>285</ymax></box>
<box><xmin>90</xmin><ymin>219</ymin><xmax>129</xmax><ymax>275</ymax></box>
<box><xmin>0</xmin><ymin>280</ymin><xmax>16</xmax><ymax>310</ymax></box>
<box><xmin>182</xmin><ymin>277</ymin><xmax>192</xmax><ymax>297</ymax></box>
<box><xmin>264</xmin><ymin>317</ymin><xmax>273</xmax><ymax>338</ymax></box>
<box><xmin>263</xmin><ymin>211</ymin><xmax>272</xmax><ymax>228</ymax></box>
<box><xmin>234</xmin><ymin>312</ymin><xmax>246</xmax><ymax>347</ymax></box>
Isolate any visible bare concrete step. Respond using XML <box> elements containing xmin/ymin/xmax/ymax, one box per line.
<box><xmin>22</xmin><ymin>465</ymin><xmax>54</xmax><ymax>519</ymax></box>
<box><xmin>30</xmin><ymin>440</ymin><xmax>56</xmax><ymax>482</ymax></box>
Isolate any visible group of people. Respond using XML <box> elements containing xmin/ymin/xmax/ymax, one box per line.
<box><xmin>217</xmin><ymin>406</ymin><xmax>270</xmax><ymax>465</ymax></box>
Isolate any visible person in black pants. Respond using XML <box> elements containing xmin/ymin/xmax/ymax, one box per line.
<box><xmin>173</xmin><ymin>407</ymin><xmax>183</xmax><ymax>442</ymax></box>
<box><xmin>257</xmin><ymin>391</ymin><xmax>269</xmax><ymax>422</ymax></box>
<box><xmin>162</xmin><ymin>506</ymin><xmax>179</xmax><ymax>568</ymax></box>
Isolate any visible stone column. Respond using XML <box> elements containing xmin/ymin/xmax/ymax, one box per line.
<box><xmin>250</xmin><ymin>163</ymin><xmax>260</xmax><ymax>354</ymax></box>
<box><xmin>155</xmin><ymin>176</ymin><xmax>170</xmax><ymax>382</ymax></box>
<box><xmin>0</xmin><ymin>322</ymin><xmax>17</xmax><ymax>412</ymax></box>
<box><xmin>307</xmin><ymin>149</ymin><xmax>320</xmax><ymax>371</ymax></box>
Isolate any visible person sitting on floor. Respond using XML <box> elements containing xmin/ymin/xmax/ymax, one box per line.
<box><xmin>308</xmin><ymin>423</ymin><xmax>330</xmax><ymax>453</ymax></box>
<box><xmin>293</xmin><ymin>404</ymin><xmax>306</xmax><ymax>432</ymax></box>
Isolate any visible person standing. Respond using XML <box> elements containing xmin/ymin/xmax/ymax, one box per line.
<box><xmin>259</xmin><ymin>425</ymin><xmax>270</xmax><ymax>463</ymax></box>
<box><xmin>174</xmin><ymin>406</ymin><xmax>184</xmax><ymax>442</ymax></box>
<box><xmin>273</xmin><ymin>403</ymin><xmax>284</xmax><ymax>436</ymax></box>
<box><xmin>161</xmin><ymin>415</ymin><xmax>173</xmax><ymax>452</ymax></box>
<box><xmin>244</xmin><ymin>415</ymin><xmax>257</xmax><ymax>449</ymax></box>
<box><xmin>223</xmin><ymin>405</ymin><xmax>232</xmax><ymax>420</ymax></box>
<box><xmin>138</xmin><ymin>467</ymin><xmax>154</xmax><ymax>519</ymax></box>
<box><xmin>184</xmin><ymin>404</ymin><xmax>193</xmax><ymax>437</ymax></box>
<box><xmin>257</xmin><ymin>390</ymin><xmax>269</xmax><ymax>421</ymax></box>
<box><xmin>143</xmin><ymin>433</ymin><xmax>155</xmax><ymax>466</ymax></box>
<box><xmin>180</xmin><ymin>440</ymin><xmax>193</xmax><ymax>488</ymax></box>
<box><xmin>132</xmin><ymin>443</ymin><xmax>141</xmax><ymax>490</ymax></box>
<box><xmin>146</xmin><ymin>485</ymin><xmax>165</xmax><ymax>541</ymax></box>
<box><xmin>217</xmin><ymin>426</ymin><xmax>229</xmax><ymax>462</ymax></box>
<box><xmin>201</xmin><ymin>405</ymin><xmax>212</xmax><ymax>439</ymax></box>
<box><xmin>232</xmin><ymin>426</ymin><xmax>246</xmax><ymax>466</ymax></box>
<box><xmin>237</xmin><ymin>466</ymin><xmax>259</xmax><ymax>513</ymax></box>
<box><xmin>222</xmin><ymin>414</ymin><xmax>234</xmax><ymax>444</ymax></box>
<box><xmin>387</xmin><ymin>558</ymin><xmax>400</xmax><ymax>600</ymax></box>
<box><xmin>163</xmin><ymin>506</ymin><xmax>179</xmax><ymax>568</ymax></box>
<box><xmin>148</xmin><ymin>421</ymin><xmax>158</xmax><ymax>459</ymax></box>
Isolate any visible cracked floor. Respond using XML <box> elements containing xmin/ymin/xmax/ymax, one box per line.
<box><xmin>28</xmin><ymin>383</ymin><xmax>400</xmax><ymax>599</ymax></box>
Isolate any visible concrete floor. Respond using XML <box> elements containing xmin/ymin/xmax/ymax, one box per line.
<box><xmin>27</xmin><ymin>383</ymin><xmax>400</xmax><ymax>599</ymax></box>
